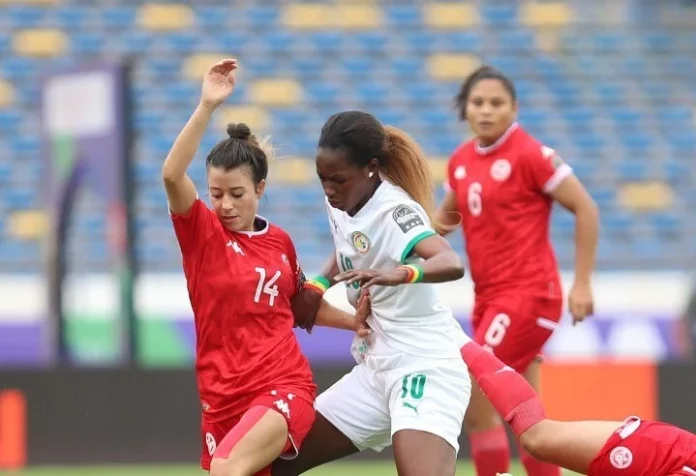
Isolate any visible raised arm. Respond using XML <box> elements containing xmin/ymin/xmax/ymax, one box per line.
<box><xmin>162</xmin><ymin>59</ymin><xmax>237</xmax><ymax>214</ymax></box>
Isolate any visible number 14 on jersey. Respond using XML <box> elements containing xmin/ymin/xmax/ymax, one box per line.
<box><xmin>254</xmin><ymin>267</ymin><xmax>281</xmax><ymax>306</ymax></box>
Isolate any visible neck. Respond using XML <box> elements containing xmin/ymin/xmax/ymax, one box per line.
<box><xmin>347</xmin><ymin>179</ymin><xmax>382</xmax><ymax>216</ymax></box>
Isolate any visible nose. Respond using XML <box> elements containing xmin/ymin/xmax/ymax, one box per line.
<box><xmin>221</xmin><ymin>196</ymin><xmax>236</xmax><ymax>211</ymax></box>
<box><xmin>323</xmin><ymin>184</ymin><xmax>336</xmax><ymax>199</ymax></box>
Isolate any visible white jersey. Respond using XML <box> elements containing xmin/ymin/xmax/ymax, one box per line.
<box><xmin>327</xmin><ymin>180</ymin><xmax>467</xmax><ymax>359</ymax></box>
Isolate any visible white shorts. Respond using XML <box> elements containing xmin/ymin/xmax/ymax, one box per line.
<box><xmin>315</xmin><ymin>349</ymin><xmax>471</xmax><ymax>453</ymax></box>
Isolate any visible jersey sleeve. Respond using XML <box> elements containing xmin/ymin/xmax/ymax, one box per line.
<box><xmin>283</xmin><ymin>235</ymin><xmax>306</xmax><ymax>297</ymax></box>
<box><xmin>384</xmin><ymin>203</ymin><xmax>438</xmax><ymax>264</ymax></box>
<box><xmin>521</xmin><ymin>144</ymin><xmax>574</xmax><ymax>194</ymax></box>
<box><xmin>170</xmin><ymin>198</ymin><xmax>216</xmax><ymax>256</ymax></box>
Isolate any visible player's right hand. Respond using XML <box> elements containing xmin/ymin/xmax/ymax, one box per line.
<box><xmin>355</xmin><ymin>290</ymin><xmax>372</xmax><ymax>340</ymax></box>
<box><xmin>200</xmin><ymin>58</ymin><xmax>237</xmax><ymax>109</ymax></box>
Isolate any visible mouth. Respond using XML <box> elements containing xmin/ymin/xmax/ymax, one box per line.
<box><xmin>221</xmin><ymin>216</ymin><xmax>239</xmax><ymax>224</ymax></box>
<box><xmin>328</xmin><ymin>199</ymin><xmax>342</xmax><ymax>209</ymax></box>
<box><xmin>478</xmin><ymin>121</ymin><xmax>495</xmax><ymax>129</ymax></box>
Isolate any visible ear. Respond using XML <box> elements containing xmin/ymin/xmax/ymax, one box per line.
<box><xmin>255</xmin><ymin>179</ymin><xmax>266</xmax><ymax>198</ymax></box>
<box><xmin>366</xmin><ymin>158</ymin><xmax>380</xmax><ymax>178</ymax></box>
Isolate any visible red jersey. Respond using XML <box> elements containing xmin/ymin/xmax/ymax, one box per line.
<box><xmin>447</xmin><ymin>123</ymin><xmax>572</xmax><ymax>301</ymax></box>
<box><xmin>171</xmin><ymin>199</ymin><xmax>316</xmax><ymax>422</ymax></box>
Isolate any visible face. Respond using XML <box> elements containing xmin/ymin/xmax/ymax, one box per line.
<box><xmin>207</xmin><ymin>165</ymin><xmax>264</xmax><ymax>232</ymax></box>
<box><xmin>466</xmin><ymin>78</ymin><xmax>517</xmax><ymax>144</ymax></box>
<box><xmin>315</xmin><ymin>148</ymin><xmax>377</xmax><ymax>214</ymax></box>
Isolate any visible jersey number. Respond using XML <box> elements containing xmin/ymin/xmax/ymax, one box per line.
<box><xmin>254</xmin><ymin>267</ymin><xmax>281</xmax><ymax>306</ymax></box>
<box><xmin>484</xmin><ymin>313</ymin><xmax>511</xmax><ymax>348</ymax></box>
<box><xmin>467</xmin><ymin>182</ymin><xmax>483</xmax><ymax>216</ymax></box>
<box><xmin>401</xmin><ymin>373</ymin><xmax>427</xmax><ymax>400</ymax></box>
<box><xmin>339</xmin><ymin>253</ymin><xmax>360</xmax><ymax>290</ymax></box>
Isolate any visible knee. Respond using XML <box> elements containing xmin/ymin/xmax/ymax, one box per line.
<box><xmin>464</xmin><ymin>405</ymin><xmax>503</xmax><ymax>433</ymax></box>
<box><xmin>209</xmin><ymin>456</ymin><xmax>248</xmax><ymax>476</ymax></box>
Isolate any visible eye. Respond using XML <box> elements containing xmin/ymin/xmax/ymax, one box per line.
<box><xmin>232</xmin><ymin>192</ymin><xmax>244</xmax><ymax>199</ymax></box>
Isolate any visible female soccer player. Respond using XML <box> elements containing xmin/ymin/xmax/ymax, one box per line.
<box><xmin>272</xmin><ymin>111</ymin><xmax>472</xmax><ymax>476</ymax></box>
<box><xmin>162</xmin><ymin>58</ymin><xmax>369</xmax><ymax>476</ymax></box>
<box><xmin>436</xmin><ymin>66</ymin><xmax>600</xmax><ymax>476</ymax></box>
<box><xmin>461</xmin><ymin>341</ymin><xmax>696</xmax><ymax>476</ymax></box>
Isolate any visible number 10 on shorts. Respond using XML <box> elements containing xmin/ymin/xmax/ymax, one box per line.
<box><xmin>401</xmin><ymin>373</ymin><xmax>427</xmax><ymax>400</ymax></box>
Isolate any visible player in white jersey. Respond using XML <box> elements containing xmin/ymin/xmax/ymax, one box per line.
<box><xmin>272</xmin><ymin>111</ymin><xmax>471</xmax><ymax>476</ymax></box>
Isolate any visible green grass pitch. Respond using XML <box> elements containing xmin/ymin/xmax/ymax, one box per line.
<box><xmin>1</xmin><ymin>461</ymin><xmax>581</xmax><ymax>475</ymax></box>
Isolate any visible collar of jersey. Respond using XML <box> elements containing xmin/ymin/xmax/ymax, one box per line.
<box><xmin>228</xmin><ymin>215</ymin><xmax>270</xmax><ymax>237</ymax></box>
<box><xmin>474</xmin><ymin>122</ymin><xmax>519</xmax><ymax>156</ymax></box>
<box><xmin>346</xmin><ymin>180</ymin><xmax>389</xmax><ymax>219</ymax></box>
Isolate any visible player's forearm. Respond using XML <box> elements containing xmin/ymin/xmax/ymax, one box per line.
<box><xmin>318</xmin><ymin>253</ymin><xmax>340</xmax><ymax>287</ymax></box>
<box><xmin>415</xmin><ymin>250</ymin><xmax>465</xmax><ymax>283</ymax></box>
<box><xmin>573</xmin><ymin>202</ymin><xmax>599</xmax><ymax>284</ymax></box>
<box><xmin>162</xmin><ymin>103</ymin><xmax>214</xmax><ymax>183</ymax></box>
<box><xmin>314</xmin><ymin>299</ymin><xmax>356</xmax><ymax>331</ymax></box>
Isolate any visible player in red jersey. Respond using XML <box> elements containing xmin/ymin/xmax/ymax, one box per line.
<box><xmin>436</xmin><ymin>66</ymin><xmax>600</xmax><ymax>476</ymax></box>
<box><xmin>162</xmin><ymin>58</ymin><xmax>368</xmax><ymax>476</ymax></box>
<box><xmin>459</xmin><ymin>341</ymin><xmax>696</xmax><ymax>476</ymax></box>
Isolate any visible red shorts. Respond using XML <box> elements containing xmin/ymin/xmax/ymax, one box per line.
<box><xmin>589</xmin><ymin>418</ymin><xmax>696</xmax><ymax>476</ymax></box>
<box><xmin>200</xmin><ymin>389</ymin><xmax>315</xmax><ymax>473</ymax></box>
<box><xmin>472</xmin><ymin>294</ymin><xmax>562</xmax><ymax>373</ymax></box>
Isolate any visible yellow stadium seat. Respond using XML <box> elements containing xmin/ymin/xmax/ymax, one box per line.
<box><xmin>269</xmin><ymin>158</ymin><xmax>313</xmax><ymax>185</ymax></box>
<box><xmin>8</xmin><ymin>210</ymin><xmax>47</xmax><ymax>240</ymax></box>
<box><xmin>249</xmin><ymin>79</ymin><xmax>303</xmax><ymax>107</ymax></box>
<box><xmin>423</xmin><ymin>3</ymin><xmax>480</xmax><ymax>29</ymax></box>
<box><xmin>0</xmin><ymin>80</ymin><xmax>15</xmax><ymax>108</ymax></box>
<box><xmin>218</xmin><ymin>106</ymin><xmax>271</xmax><ymax>133</ymax></box>
<box><xmin>535</xmin><ymin>30</ymin><xmax>562</xmax><ymax>53</ymax></box>
<box><xmin>137</xmin><ymin>3</ymin><xmax>193</xmax><ymax>31</ymax></box>
<box><xmin>12</xmin><ymin>29</ymin><xmax>67</xmax><ymax>57</ymax></box>
<box><xmin>426</xmin><ymin>53</ymin><xmax>481</xmax><ymax>82</ymax></box>
<box><xmin>520</xmin><ymin>2</ymin><xmax>571</xmax><ymax>28</ymax></box>
<box><xmin>282</xmin><ymin>4</ymin><xmax>331</xmax><ymax>29</ymax></box>
<box><xmin>183</xmin><ymin>53</ymin><xmax>230</xmax><ymax>81</ymax></box>
<box><xmin>335</xmin><ymin>4</ymin><xmax>382</xmax><ymax>29</ymax></box>
<box><xmin>428</xmin><ymin>157</ymin><xmax>449</xmax><ymax>184</ymax></box>
<box><xmin>618</xmin><ymin>182</ymin><xmax>673</xmax><ymax>211</ymax></box>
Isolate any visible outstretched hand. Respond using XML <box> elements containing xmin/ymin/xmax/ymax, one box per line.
<box><xmin>200</xmin><ymin>58</ymin><xmax>237</xmax><ymax>109</ymax></box>
<box><xmin>335</xmin><ymin>267</ymin><xmax>409</xmax><ymax>289</ymax></box>
<box><xmin>355</xmin><ymin>290</ymin><xmax>372</xmax><ymax>339</ymax></box>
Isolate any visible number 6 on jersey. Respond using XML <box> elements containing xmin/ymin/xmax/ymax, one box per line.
<box><xmin>254</xmin><ymin>267</ymin><xmax>281</xmax><ymax>306</ymax></box>
<box><xmin>467</xmin><ymin>182</ymin><xmax>483</xmax><ymax>216</ymax></box>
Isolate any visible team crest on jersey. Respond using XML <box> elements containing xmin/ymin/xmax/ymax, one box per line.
<box><xmin>351</xmin><ymin>231</ymin><xmax>371</xmax><ymax>253</ymax></box>
<box><xmin>392</xmin><ymin>205</ymin><xmax>424</xmax><ymax>233</ymax></box>
<box><xmin>454</xmin><ymin>165</ymin><xmax>466</xmax><ymax>180</ymax></box>
<box><xmin>541</xmin><ymin>145</ymin><xmax>564</xmax><ymax>169</ymax></box>
<box><xmin>490</xmin><ymin>159</ymin><xmax>511</xmax><ymax>181</ymax></box>
<box><xmin>609</xmin><ymin>446</ymin><xmax>633</xmax><ymax>469</ymax></box>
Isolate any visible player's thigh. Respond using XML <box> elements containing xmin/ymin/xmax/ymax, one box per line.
<box><xmin>388</xmin><ymin>356</ymin><xmax>470</xmax><ymax>459</ymax></box>
<box><xmin>473</xmin><ymin>298</ymin><xmax>559</xmax><ymax>373</ymax></box>
<box><xmin>209</xmin><ymin>406</ymin><xmax>288</xmax><ymax>476</ymax></box>
<box><xmin>463</xmin><ymin>372</ymin><xmax>503</xmax><ymax>432</ymax></box>
<box><xmin>393</xmin><ymin>429</ymin><xmax>457</xmax><ymax>476</ymax></box>
<box><xmin>314</xmin><ymin>363</ymin><xmax>392</xmax><ymax>452</ymax></box>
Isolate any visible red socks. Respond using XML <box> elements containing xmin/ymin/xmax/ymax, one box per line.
<box><xmin>461</xmin><ymin>342</ymin><xmax>546</xmax><ymax>436</ymax></box>
<box><xmin>520</xmin><ymin>445</ymin><xmax>562</xmax><ymax>476</ymax></box>
<box><xmin>470</xmin><ymin>426</ymin><xmax>510</xmax><ymax>476</ymax></box>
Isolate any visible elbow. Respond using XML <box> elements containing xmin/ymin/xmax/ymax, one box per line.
<box><xmin>579</xmin><ymin>198</ymin><xmax>600</xmax><ymax>226</ymax></box>
<box><xmin>161</xmin><ymin>162</ymin><xmax>182</xmax><ymax>185</ymax></box>
<box><xmin>447</xmin><ymin>252</ymin><xmax>465</xmax><ymax>280</ymax></box>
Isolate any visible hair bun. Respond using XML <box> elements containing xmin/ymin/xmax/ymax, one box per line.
<box><xmin>227</xmin><ymin>123</ymin><xmax>252</xmax><ymax>141</ymax></box>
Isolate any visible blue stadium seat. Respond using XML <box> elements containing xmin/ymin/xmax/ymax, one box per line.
<box><xmin>385</xmin><ymin>5</ymin><xmax>421</xmax><ymax>27</ymax></box>
<box><xmin>54</xmin><ymin>6</ymin><xmax>90</xmax><ymax>29</ymax></box>
<box><xmin>7</xmin><ymin>6</ymin><xmax>47</xmax><ymax>28</ymax></box>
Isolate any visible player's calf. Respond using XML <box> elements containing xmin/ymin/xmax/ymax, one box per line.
<box><xmin>210</xmin><ymin>406</ymin><xmax>289</xmax><ymax>476</ymax></box>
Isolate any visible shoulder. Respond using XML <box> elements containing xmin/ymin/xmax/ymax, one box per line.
<box><xmin>449</xmin><ymin>140</ymin><xmax>476</xmax><ymax>164</ymax></box>
<box><xmin>512</xmin><ymin>128</ymin><xmax>547</xmax><ymax>160</ymax></box>
<box><xmin>381</xmin><ymin>192</ymin><xmax>429</xmax><ymax>231</ymax></box>
<box><xmin>268</xmin><ymin>223</ymin><xmax>294</xmax><ymax>245</ymax></box>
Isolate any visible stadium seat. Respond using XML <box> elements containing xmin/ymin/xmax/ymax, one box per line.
<box><xmin>422</xmin><ymin>3</ymin><xmax>480</xmax><ymax>29</ymax></box>
<box><xmin>519</xmin><ymin>2</ymin><xmax>571</xmax><ymax>28</ymax></box>
<box><xmin>268</xmin><ymin>158</ymin><xmax>313</xmax><ymax>185</ymax></box>
<box><xmin>0</xmin><ymin>80</ymin><xmax>15</xmax><ymax>108</ymax></box>
<box><xmin>218</xmin><ymin>106</ymin><xmax>271</xmax><ymax>133</ymax></box>
<box><xmin>12</xmin><ymin>28</ymin><xmax>67</xmax><ymax>56</ymax></box>
<box><xmin>249</xmin><ymin>79</ymin><xmax>303</xmax><ymax>107</ymax></box>
<box><xmin>282</xmin><ymin>4</ymin><xmax>331</xmax><ymax>29</ymax></box>
<box><xmin>618</xmin><ymin>182</ymin><xmax>673</xmax><ymax>211</ymax></box>
<box><xmin>137</xmin><ymin>4</ymin><xmax>193</xmax><ymax>32</ymax></box>
<box><xmin>335</xmin><ymin>4</ymin><xmax>383</xmax><ymax>29</ymax></box>
<box><xmin>426</xmin><ymin>53</ymin><xmax>480</xmax><ymax>81</ymax></box>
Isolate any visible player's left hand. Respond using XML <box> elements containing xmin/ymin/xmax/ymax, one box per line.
<box><xmin>355</xmin><ymin>290</ymin><xmax>372</xmax><ymax>340</ymax></box>
<box><xmin>568</xmin><ymin>281</ymin><xmax>594</xmax><ymax>325</ymax></box>
<box><xmin>334</xmin><ymin>267</ymin><xmax>409</xmax><ymax>289</ymax></box>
